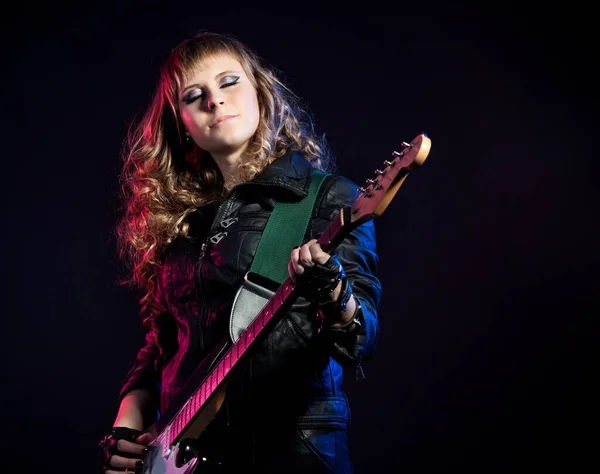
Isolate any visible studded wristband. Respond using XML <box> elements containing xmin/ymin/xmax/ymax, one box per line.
<box><xmin>329</xmin><ymin>300</ymin><xmax>363</xmax><ymax>334</ymax></box>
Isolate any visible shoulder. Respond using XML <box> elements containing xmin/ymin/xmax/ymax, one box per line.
<box><xmin>312</xmin><ymin>170</ymin><xmax>359</xmax><ymax>219</ymax></box>
<box><xmin>308</xmin><ymin>169</ymin><xmax>378</xmax><ymax>251</ymax></box>
<box><xmin>322</xmin><ymin>173</ymin><xmax>359</xmax><ymax>202</ymax></box>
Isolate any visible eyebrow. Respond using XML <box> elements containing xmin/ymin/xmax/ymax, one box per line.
<box><xmin>180</xmin><ymin>70</ymin><xmax>241</xmax><ymax>96</ymax></box>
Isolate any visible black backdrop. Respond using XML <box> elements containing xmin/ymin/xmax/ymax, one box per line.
<box><xmin>2</xmin><ymin>2</ymin><xmax>596</xmax><ymax>473</ymax></box>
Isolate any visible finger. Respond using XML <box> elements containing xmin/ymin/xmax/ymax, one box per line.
<box><xmin>109</xmin><ymin>454</ymin><xmax>141</xmax><ymax>470</ymax></box>
<box><xmin>289</xmin><ymin>248</ymin><xmax>299</xmax><ymax>281</ymax></box>
<box><xmin>288</xmin><ymin>259</ymin><xmax>300</xmax><ymax>282</ymax></box>
<box><xmin>116</xmin><ymin>439</ymin><xmax>147</xmax><ymax>456</ymax></box>
<box><xmin>299</xmin><ymin>243</ymin><xmax>315</xmax><ymax>267</ymax></box>
<box><xmin>290</xmin><ymin>246</ymin><xmax>304</xmax><ymax>276</ymax></box>
<box><xmin>308</xmin><ymin>242</ymin><xmax>330</xmax><ymax>265</ymax></box>
<box><xmin>135</xmin><ymin>432</ymin><xmax>154</xmax><ymax>445</ymax></box>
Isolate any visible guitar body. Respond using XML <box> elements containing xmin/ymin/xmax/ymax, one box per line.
<box><xmin>142</xmin><ymin>425</ymin><xmax>230</xmax><ymax>474</ymax></box>
<box><xmin>138</xmin><ymin>134</ymin><xmax>431</xmax><ymax>474</ymax></box>
<box><xmin>141</xmin><ymin>440</ymin><xmax>199</xmax><ymax>474</ymax></box>
<box><xmin>142</xmin><ymin>339</ymin><xmax>236</xmax><ymax>473</ymax></box>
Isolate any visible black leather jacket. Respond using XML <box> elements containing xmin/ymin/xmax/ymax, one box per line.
<box><xmin>119</xmin><ymin>151</ymin><xmax>382</xmax><ymax>440</ymax></box>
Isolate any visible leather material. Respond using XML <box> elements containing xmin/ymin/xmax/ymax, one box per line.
<box><xmin>295</xmin><ymin>253</ymin><xmax>344</xmax><ymax>299</ymax></box>
<box><xmin>118</xmin><ymin>151</ymin><xmax>382</xmax><ymax>469</ymax></box>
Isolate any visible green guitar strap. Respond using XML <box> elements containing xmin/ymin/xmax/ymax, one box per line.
<box><xmin>228</xmin><ymin>170</ymin><xmax>330</xmax><ymax>343</ymax></box>
<box><xmin>249</xmin><ymin>170</ymin><xmax>330</xmax><ymax>285</ymax></box>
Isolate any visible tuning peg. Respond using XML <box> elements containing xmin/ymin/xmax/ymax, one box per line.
<box><xmin>383</xmin><ymin>160</ymin><xmax>395</xmax><ymax>166</ymax></box>
<box><xmin>365</xmin><ymin>178</ymin><xmax>376</xmax><ymax>185</ymax></box>
<box><xmin>374</xmin><ymin>169</ymin><xmax>385</xmax><ymax>175</ymax></box>
<box><xmin>402</xmin><ymin>141</ymin><xmax>411</xmax><ymax>148</ymax></box>
<box><xmin>357</xmin><ymin>186</ymin><xmax>371</xmax><ymax>197</ymax></box>
<box><xmin>392</xmin><ymin>151</ymin><xmax>403</xmax><ymax>157</ymax></box>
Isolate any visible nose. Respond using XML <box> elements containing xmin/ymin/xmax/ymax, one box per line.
<box><xmin>207</xmin><ymin>91</ymin><xmax>225</xmax><ymax>110</ymax></box>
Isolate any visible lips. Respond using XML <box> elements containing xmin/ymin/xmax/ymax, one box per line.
<box><xmin>211</xmin><ymin>115</ymin><xmax>238</xmax><ymax>128</ymax></box>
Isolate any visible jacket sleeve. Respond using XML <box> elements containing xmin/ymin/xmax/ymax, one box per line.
<box><xmin>309</xmin><ymin>174</ymin><xmax>383</xmax><ymax>367</ymax></box>
<box><xmin>117</xmin><ymin>265</ymin><xmax>169</xmax><ymax>410</ymax></box>
<box><xmin>117</xmin><ymin>327</ymin><xmax>162</xmax><ymax>407</ymax></box>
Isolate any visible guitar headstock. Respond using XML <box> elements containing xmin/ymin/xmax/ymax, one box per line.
<box><xmin>350</xmin><ymin>133</ymin><xmax>431</xmax><ymax>224</ymax></box>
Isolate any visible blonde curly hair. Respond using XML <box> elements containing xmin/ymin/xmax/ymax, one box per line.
<box><xmin>116</xmin><ymin>31</ymin><xmax>335</xmax><ymax>326</ymax></box>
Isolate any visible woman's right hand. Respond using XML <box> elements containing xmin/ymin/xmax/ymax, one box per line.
<box><xmin>99</xmin><ymin>427</ymin><xmax>153</xmax><ymax>473</ymax></box>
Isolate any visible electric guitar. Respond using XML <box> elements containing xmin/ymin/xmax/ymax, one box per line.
<box><xmin>140</xmin><ymin>133</ymin><xmax>432</xmax><ymax>473</ymax></box>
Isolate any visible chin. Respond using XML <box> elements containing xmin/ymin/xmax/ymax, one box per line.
<box><xmin>208</xmin><ymin>139</ymin><xmax>250</xmax><ymax>156</ymax></box>
<box><xmin>219</xmin><ymin>134</ymin><xmax>254</xmax><ymax>149</ymax></box>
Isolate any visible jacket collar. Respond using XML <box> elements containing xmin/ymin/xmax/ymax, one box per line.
<box><xmin>238</xmin><ymin>150</ymin><xmax>313</xmax><ymax>198</ymax></box>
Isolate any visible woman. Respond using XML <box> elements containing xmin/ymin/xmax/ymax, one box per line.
<box><xmin>98</xmin><ymin>31</ymin><xmax>382</xmax><ymax>473</ymax></box>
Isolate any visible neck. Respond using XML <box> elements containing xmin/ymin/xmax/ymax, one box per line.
<box><xmin>212</xmin><ymin>148</ymin><xmax>245</xmax><ymax>190</ymax></box>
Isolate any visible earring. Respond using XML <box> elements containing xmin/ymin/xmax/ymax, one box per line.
<box><xmin>185</xmin><ymin>135</ymin><xmax>192</xmax><ymax>142</ymax></box>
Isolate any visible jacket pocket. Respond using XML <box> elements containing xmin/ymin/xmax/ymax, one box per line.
<box><xmin>295</xmin><ymin>395</ymin><xmax>350</xmax><ymax>430</ymax></box>
<box><xmin>297</xmin><ymin>428</ymin><xmax>337</xmax><ymax>472</ymax></box>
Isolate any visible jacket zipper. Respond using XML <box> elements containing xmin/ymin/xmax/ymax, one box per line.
<box><xmin>196</xmin><ymin>243</ymin><xmax>209</xmax><ymax>355</ymax></box>
<box><xmin>356</xmin><ymin>363</ymin><xmax>365</xmax><ymax>380</ymax></box>
<box><xmin>196</xmin><ymin>192</ymin><xmax>237</xmax><ymax>355</ymax></box>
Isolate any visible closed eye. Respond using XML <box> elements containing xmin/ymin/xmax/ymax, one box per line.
<box><xmin>221</xmin><ymin>75</ymin><xmax>240</xmax><ymax>87</ymax></box>
<box><xmin>182</xmin><ymin>76</ymin><xmax>240</xmax><ymax>104</ymax></box>
<box><xmin>183</xmin><ymin>90</ymin><xmax>204</xmax><ymax>104</ymax></box>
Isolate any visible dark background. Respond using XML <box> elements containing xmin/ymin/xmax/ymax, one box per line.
<box><xmin>2</xmin><ymin>1</ymin><xmax>596</xmax><ymax>473</ymax></box>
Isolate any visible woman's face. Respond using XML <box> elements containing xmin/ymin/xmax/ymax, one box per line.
<box><xmin>178</xmin><ymin>54</ymin><xmax>260</xmax><ymax>157</ymax></box>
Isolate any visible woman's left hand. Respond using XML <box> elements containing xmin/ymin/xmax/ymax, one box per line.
<box><xmin>288</xmin><ymin>239</ymin><xmax>342</xmax><ymax>301</ymax></box>
<box><xmin>289</xmin><ymin>240</ymin><xmax>358</xmax><ymax>326</ymax></box>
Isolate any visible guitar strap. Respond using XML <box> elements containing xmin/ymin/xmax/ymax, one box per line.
<box><xmin>229</xmin><ymin>170</ymin><xmax>331</xmax><ymax>342</ymax></box>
